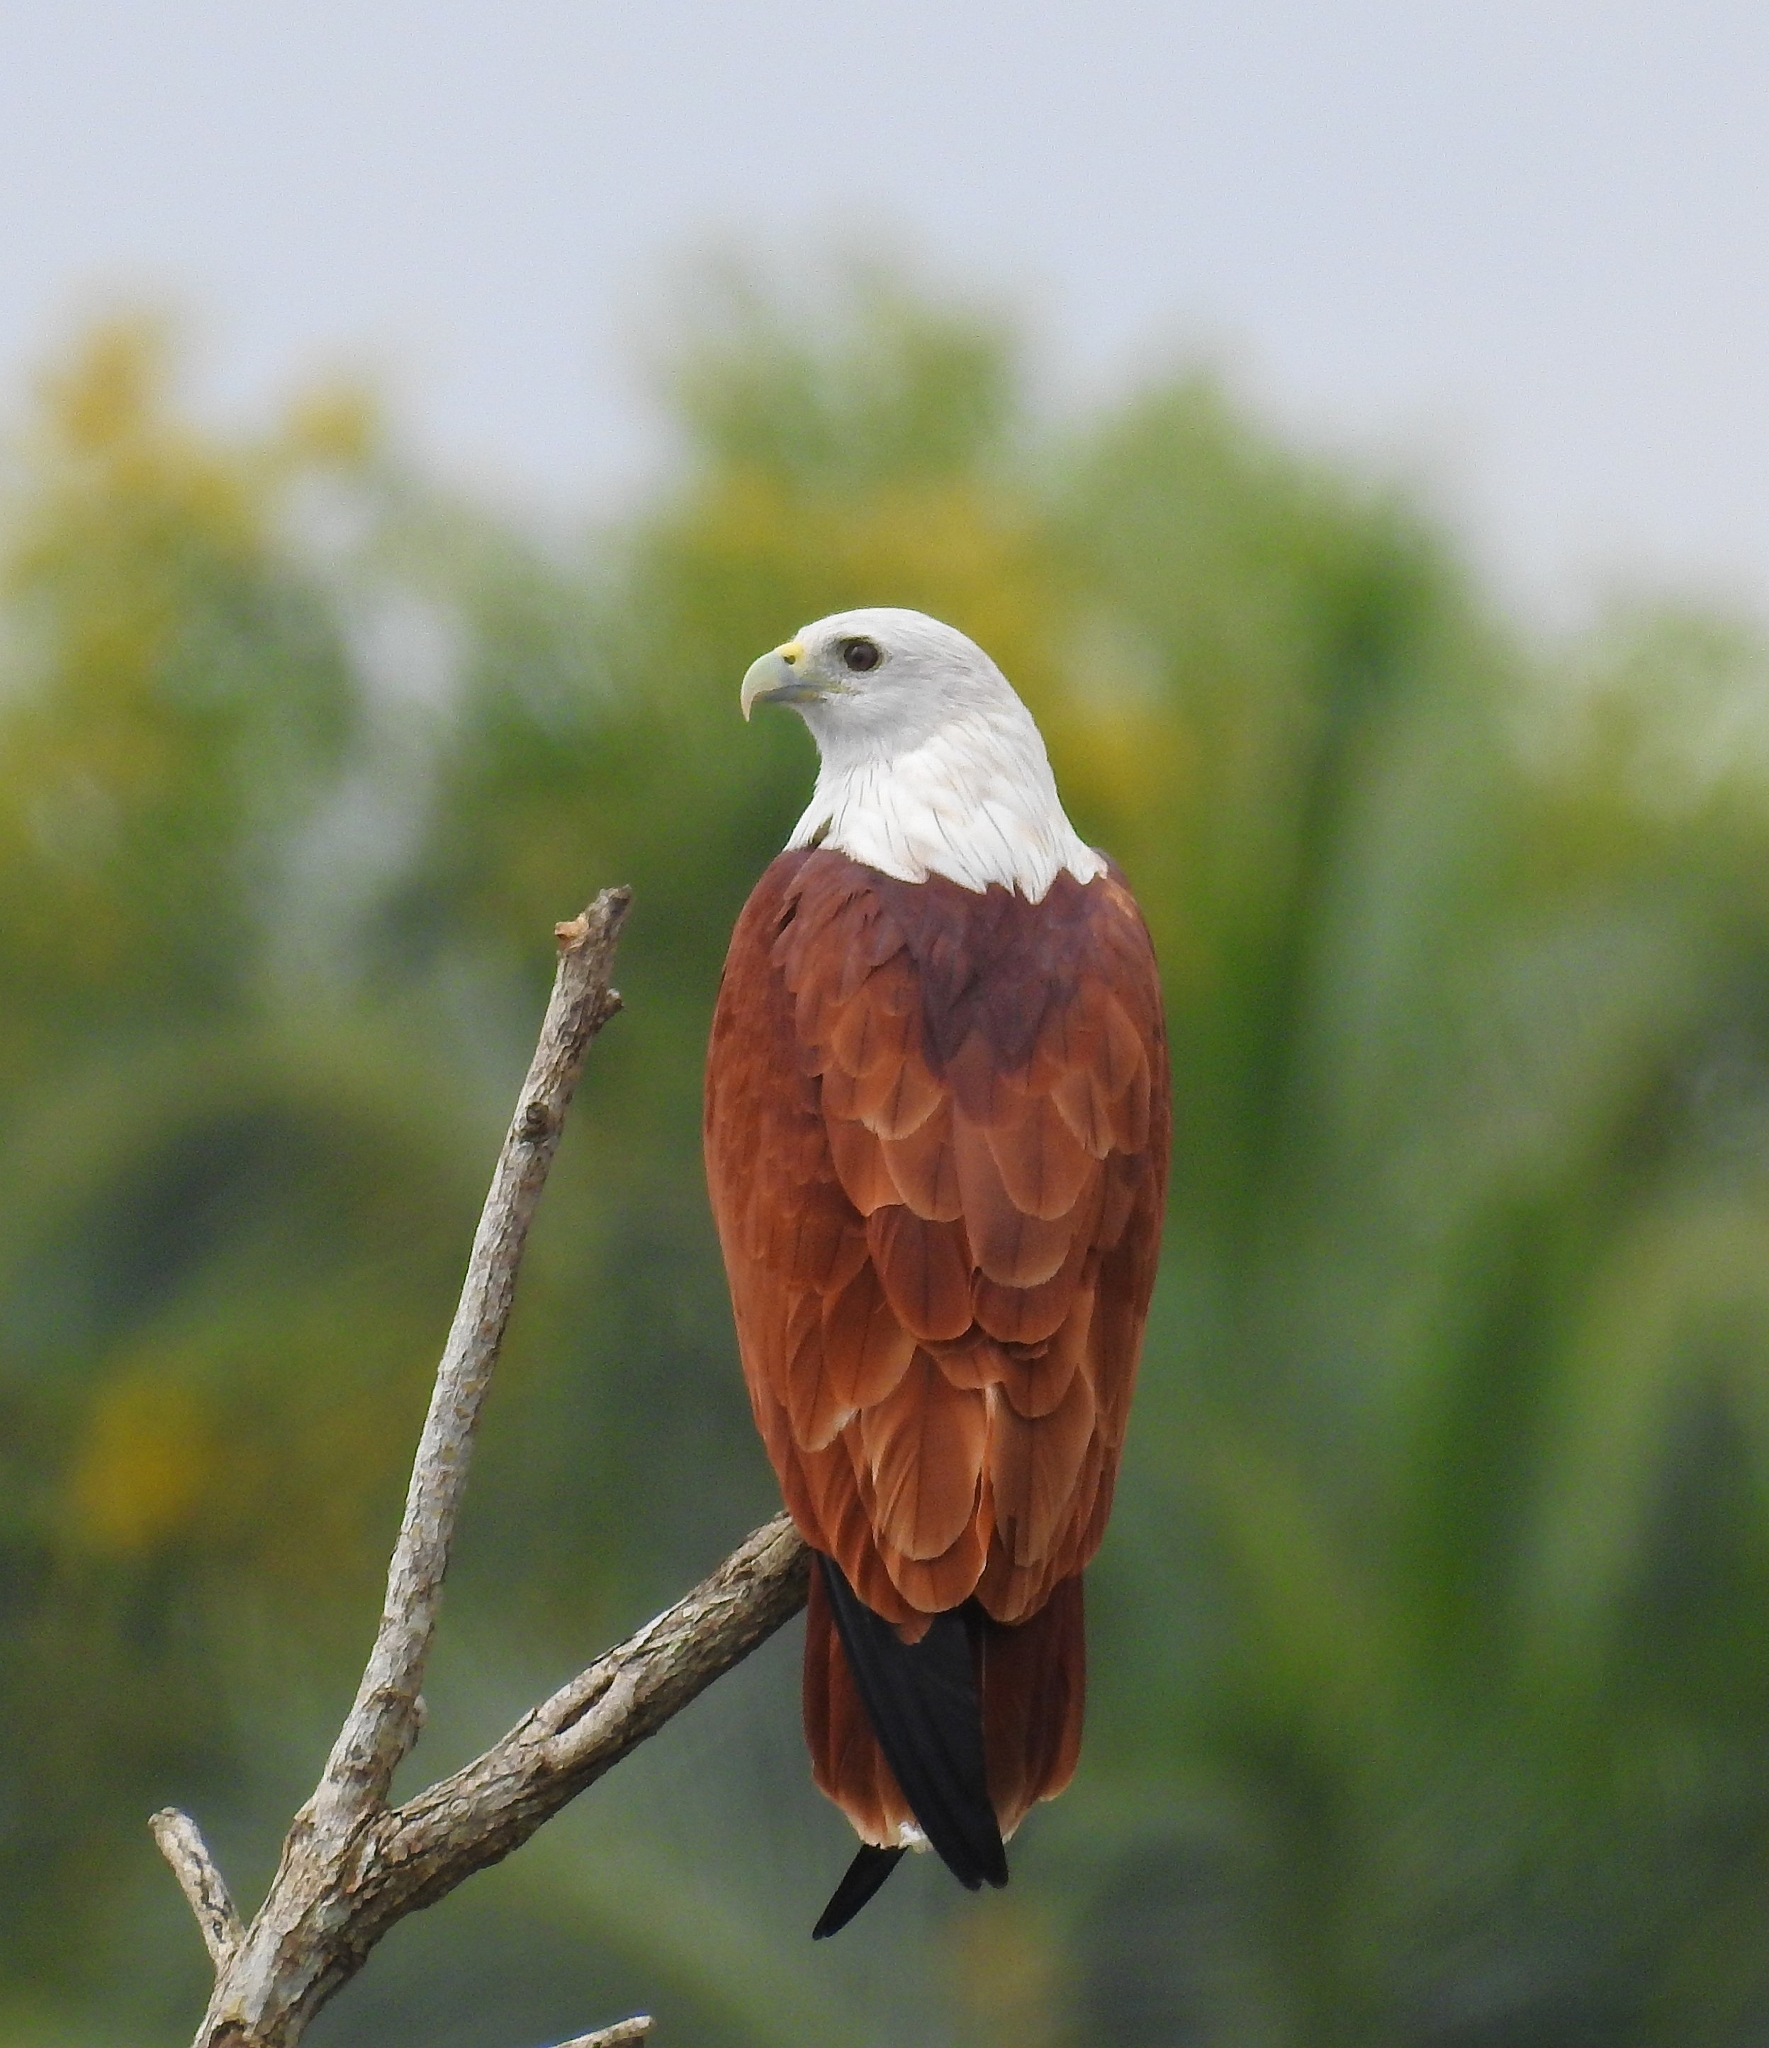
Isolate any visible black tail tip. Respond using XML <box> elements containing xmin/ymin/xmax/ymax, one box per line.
<box><xmin>950</xmin><ymin>1836</ymin><xmax>1011</xmax><ymax>1893</ymax></box>
<box><xmin>813</xmin><ymin>1844</ymin><xmax>907</xmax><ymax>1939</ymax></box>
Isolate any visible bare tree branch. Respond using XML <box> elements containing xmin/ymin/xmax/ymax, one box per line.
<box><xmin>378</xmin><ymin>1513</ymin><xmax>808</xmax><ymax>1918</ymax></box>
<box><xmin>554</xmin><ymin>2021</ymin><xmax>652</xmax><ymax>2047</ymax></box>
<box><xmin>314</xmin><ymin>888</ymin><xmax>632</xmax><ymax>1835</ymax></box>
<box><xmin>150</xmin><ymin>1809</ymin><xmax>243</xmax><ymax>1969</ymax></box>
<box><xmin>149</xmin><ymin>890</ymin><xmax>814</xmax><ymax>2048</ymax></box>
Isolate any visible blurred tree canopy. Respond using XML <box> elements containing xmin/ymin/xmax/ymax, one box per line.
<box><xmin>6</xmin><ymin>269</ymin><xmax>1769</xmax><ymax>2047</ymax></box>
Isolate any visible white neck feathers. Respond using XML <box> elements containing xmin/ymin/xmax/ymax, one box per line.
<box><xmin>787</xmin><ymin>708</ymin><xmax>1106</xmax><ymax>902</ymax></box>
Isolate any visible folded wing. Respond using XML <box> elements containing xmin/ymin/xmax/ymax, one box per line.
<box><xmin>706</xmin><ymin>848</ymin><xmax>1169</xmax><ymax>1631</ymax></box>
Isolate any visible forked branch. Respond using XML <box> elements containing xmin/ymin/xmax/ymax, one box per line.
<box><xmin>152</xmin><ymin>889</ymin><xmax>811</xmax><ymax>2048</ymax></box>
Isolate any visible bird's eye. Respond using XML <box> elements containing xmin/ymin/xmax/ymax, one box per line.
<box><xmin>839</xmin><ymin>638</ymin><xmax>882</xmax><ymax>674</ymax></box>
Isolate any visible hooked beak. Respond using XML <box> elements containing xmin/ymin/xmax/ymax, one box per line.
<box><xmin>740</xmin><ymin>640</ymin><xmax>821</xmax><ymax>720</ymax></box>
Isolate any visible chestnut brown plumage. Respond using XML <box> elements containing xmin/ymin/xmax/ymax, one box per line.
<box><xmin>706</xmin><ymin>838</ymin><xmax>1168</xmax><ymax>1929</ymax></box>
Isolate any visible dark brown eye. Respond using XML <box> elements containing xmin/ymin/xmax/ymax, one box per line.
<box><xmin>839</xmin><ymin>637</ymin><xmax>881</xmax><ymax>673</ymax></box>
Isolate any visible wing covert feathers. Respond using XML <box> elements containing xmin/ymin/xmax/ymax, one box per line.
<box><xmin>706</xmin><ymin>847</ymin><xmax>1168</xmax><ymax>1628</ymax></box>
<box><xmin>706</xmin><ymin>847</ymin><xmax>1165</xmax><ymax>1871</ymax></box>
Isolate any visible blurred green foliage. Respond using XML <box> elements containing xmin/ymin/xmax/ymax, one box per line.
<box><xmin>6</xmin><ymin>269</ymin><xmax>1769</xmax><ymax>2047</ymax></box>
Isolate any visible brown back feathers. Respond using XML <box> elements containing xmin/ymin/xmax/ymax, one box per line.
<box><xmin>706</xmin><ymin>847</ymin><xmax>1169</xmax><ymax>1840</ymax></box>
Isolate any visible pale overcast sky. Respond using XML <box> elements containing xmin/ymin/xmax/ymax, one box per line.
<box><xmin>0</xmin><ymin>2</ymin><xmax>1765</xmax><ymax>622</ymax></box>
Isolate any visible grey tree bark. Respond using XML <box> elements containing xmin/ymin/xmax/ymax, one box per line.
<box><xmin>152</xmin><ymin>890</ymin><xmax>810</xmax><ymax>2048</ymax></box>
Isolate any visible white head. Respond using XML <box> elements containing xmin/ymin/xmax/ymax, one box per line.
<box><xmin>740</xmin><ymin>606</ymin><xmax>1104</xmax><ymax>900</ymax></box>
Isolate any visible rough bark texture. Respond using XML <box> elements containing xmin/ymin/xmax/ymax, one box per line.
<box><xmin>152</xmin><ymin>890</ymin><xmax>813</xmax><ymax>2048</ymax></box>
<box><xmin>151</xmin><ymin>1809</ymin><xmax>244</xmax><ymax>1969</ymax></box>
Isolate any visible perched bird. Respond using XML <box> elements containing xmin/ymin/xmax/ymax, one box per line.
<box><xmin>704</xmin><ymin>608</ymin><xmax>1168</xmax><ymax>1937</ymax></box>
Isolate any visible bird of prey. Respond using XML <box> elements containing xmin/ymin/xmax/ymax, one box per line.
<box><xmin>704</xmin><ymin>608</ymin><xmax>1168</xmax><ymax>1937</ymax></box>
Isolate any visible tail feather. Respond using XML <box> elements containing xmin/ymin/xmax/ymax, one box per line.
<box><xmin>817</xmin><ymin>1553</ymin><xmax>1008</xmax><ymax>1892</ymax></box>
<box><xmin>980</xmin><ymin>1572</ymin><xmax>1086</xmax><ymax>1836</ymax></box>
<box><xmin>812</xmin><ymin>1845</ymin><xmax>906</xmax><ymax>1939</ymax></box>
